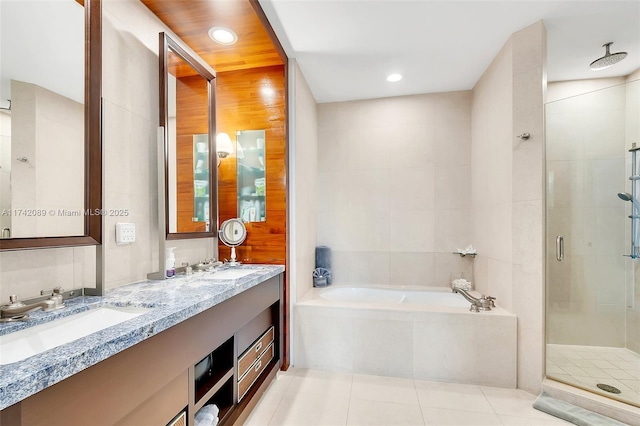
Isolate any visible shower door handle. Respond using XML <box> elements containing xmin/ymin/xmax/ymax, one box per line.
<box><xmin>556</xmin><ymin>236</ymin><xmax>564</xmax><ymax>262</ymax></box>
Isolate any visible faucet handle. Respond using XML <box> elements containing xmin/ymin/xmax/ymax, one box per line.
<box><xmin>484</xmin><ymin>295</ymin><xmax>496</xmax><ymax>307</ymax></box>
<box><xmin>7</xmin><ymin>295</ymin><xmax>24</xmax><ymax>308</ymax></box>
<box><xmin>53</xmin><ymin>287</ymin><xmax>63</xmax><ymax>295</ymax></box>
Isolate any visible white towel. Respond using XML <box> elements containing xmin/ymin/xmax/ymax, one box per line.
<box><xmin>195</xmin><ymin>404</ymin><xmax>220</xmax><ymax>426</ymax></box>
<box><xmin>451</xmin><ymin>278</ymin><xmax>472</xmax><ymax>291</ymax></box>
<box><xmin>456</xmin><ymin>244</ymin><xmax>476</xmax><ymax>255</ymax></box>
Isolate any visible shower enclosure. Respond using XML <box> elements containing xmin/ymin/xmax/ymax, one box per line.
<box><xmin>546</xmin><ymin>74</ymin><xmax>640</xmax><ymax>408</ymax></box>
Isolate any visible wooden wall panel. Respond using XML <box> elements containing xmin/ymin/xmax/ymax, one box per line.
<box><xmin>175</xmin><ymin>74</ymin><xmax>210</xmax><ymax>233</ymax></box>
<box><xmin>141</xmin><ymin>0</ymin><xmax>283</xmax><ymax>73</ymax></box>
<box><xmin>216</xmin><ymin>65</ymin><xmax>286</xmax><ymax>265</ymax></box>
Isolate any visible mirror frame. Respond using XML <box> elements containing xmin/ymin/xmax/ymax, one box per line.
<box><xmin>219</xmin><ymin>218</ymin><xmax>247</xmax><ymax>247</ymax></box>
<box><xmin>160</xmin><ymin>32</ymin><xmax>217</xmax><ymax>240</ymax></box>
<box><xmin>0</xmin><ymin>0</ymin><xmax>102</xmax><ymax>251</ymax></box>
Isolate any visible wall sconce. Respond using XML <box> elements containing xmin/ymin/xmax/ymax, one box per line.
<box><xmin>216</xmin><ymin>132</ymin><xmax>234</xmax><ymax>167</ymax></box>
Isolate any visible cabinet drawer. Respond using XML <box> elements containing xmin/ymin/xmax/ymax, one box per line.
<box><xmin>238</xmin><ymin>326</ymin><xmax>274</xmax><ymax>379</ymax></box>
<box><xmin>238</xmin><ymin>343</ymin><xmax>274</xmax><ymax>401</ymax></box>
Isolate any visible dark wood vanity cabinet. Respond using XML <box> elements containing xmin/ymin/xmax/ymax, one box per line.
<box><xmin>0</xmin><ymin>274</ymin><xmax>283</xmax><ymax>426</ymax></box>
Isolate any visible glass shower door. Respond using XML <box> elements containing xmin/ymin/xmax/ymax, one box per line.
<box><xmin>546</xmin><ymin>80</ymin><xmax>640</xmax><ymax>408</ymax></box>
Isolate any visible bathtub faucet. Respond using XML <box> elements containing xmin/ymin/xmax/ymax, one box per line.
<box><xmin>452</xmin><ymin>288</ymin><xmax>495</xmax><ymax>312</ymax></box>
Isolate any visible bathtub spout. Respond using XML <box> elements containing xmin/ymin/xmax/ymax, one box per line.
<box><xmin>452</xmin><ymin>288</ymin><xmax>495</xmax><ymax>312</ymax></box>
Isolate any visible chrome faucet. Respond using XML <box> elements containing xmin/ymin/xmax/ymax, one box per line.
<box><xmin>452</xmin><ymin>288</ymin><xmax>496</xmax><ymax>312</ymax></box>
<box><xmin>0</xmin><ymin>288</ymin><xmax>66</xmax><ymax>322</ymax></box>
<box><xmin>193</xmin><ymin>258</ymin><xmax>221</xmax><ymax>271</ymax></box>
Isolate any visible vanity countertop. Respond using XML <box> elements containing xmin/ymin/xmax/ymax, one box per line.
<box><xmin>0</xmin><ymin>264</ymin><xmax>284</xmax><ymax>410</ymax></box>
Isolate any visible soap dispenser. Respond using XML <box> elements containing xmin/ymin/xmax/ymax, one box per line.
<box><xmin>166</xmin><ymin>247</ymin><xmax>176</xmax><ymax>278</ymax></box>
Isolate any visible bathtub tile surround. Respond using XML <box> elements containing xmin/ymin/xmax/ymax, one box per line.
<box><xmin>352</xmin><ymin>316</ymin><xmax>414</xmax><ymax>378</ymax></box>
<box><xmin>244</xmin><ymin>368</ymin><xmax>571</xmax><ymax>426</ymax></box>
<box><xmin>295</xmin><ymin>289</ymin><xmax>517</xmax><ymax>388</ymax></box>
<box><xmin>317</xmin><ymin>91</ymin><xmax>473</xmax><ymax>288</ymax></box>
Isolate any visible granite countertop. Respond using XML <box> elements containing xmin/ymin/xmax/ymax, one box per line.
<box><xmin>0</xmin><ymin>264</ymin><xmax>284</xmax><ymax>410</ymax></box>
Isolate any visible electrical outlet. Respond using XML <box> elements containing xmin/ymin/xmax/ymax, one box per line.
<box><xmin>115</xmin><ymin>223</ymin><xmax>135</xmax><ymax>244</ymax></box>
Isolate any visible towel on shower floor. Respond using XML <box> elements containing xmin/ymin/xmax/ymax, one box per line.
<box><xmin>533</xmin><ymin>392</ymin><xmax>627</xmax><ymax>426</ymax></box>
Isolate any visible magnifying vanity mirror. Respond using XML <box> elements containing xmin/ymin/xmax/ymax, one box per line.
<box><xmin>219</xmin><ymin>218</ymin><xmax>246</xmax><ymax>266</ymax></box>
<box><xmin>160</xmin><ymin>32</ymin><xmax>217</xmax><ymax>239</ymax></box>
<box><xmin>0</xmin><ymin>0</ymin><xmax>102</xmax><ymax>250</ymax></box>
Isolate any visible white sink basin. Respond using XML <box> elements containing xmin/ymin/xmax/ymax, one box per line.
<box><xmin>209</xmin><ymin>269</ymin><xmax>258</xmax><ymax>280</ymax></box>
<box><xmin>0</xmin><ymin>305</ymin><xmax>150</xmax><ymax>365</ymax></box>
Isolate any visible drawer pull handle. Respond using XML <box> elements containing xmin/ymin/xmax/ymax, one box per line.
<box><xmin>255</xmin><ymin>342</ymin><xmax>262</xmax><ymax>353</ymax></box>
<box><xmin>254</xmin><ymin>360</ymin><xmax>262</xmax><ymax>372</ymax></box>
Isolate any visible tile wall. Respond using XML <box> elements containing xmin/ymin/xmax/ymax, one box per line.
<box><xmin>470</xmin><ymin>21</ymin><xmax>546</xmax><ymax>393</ymax></box>
<box><xmin>101</xmin><ymin>0</ymin><xmax>214</xmax><ymax>288</ymax></box>
<box><xmin>291</xmin><ymin>60</ymin><xmax>319</xmax><ymax>301</ymax></box>
<box><xmin>316</xmin><ymin>92</ymin><xmax>474</xmax><ymax>288</ymax></box>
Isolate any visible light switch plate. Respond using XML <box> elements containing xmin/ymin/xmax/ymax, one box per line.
<box><xmin>115</xmin><ymin>223</ymin><xmax>135</xmax><ymax>244</ymax></box>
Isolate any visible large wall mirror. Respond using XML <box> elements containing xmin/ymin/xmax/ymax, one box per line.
<box><xmin>0</xmin><ymin>0</ymin><xmax>102</xmax><ymax>250</ymax></box>
<box><xmin>160</xmin><ymin>33</ymin><xmax>216</xmax><ymax>240</ymax></box>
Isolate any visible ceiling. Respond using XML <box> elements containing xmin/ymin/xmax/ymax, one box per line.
<box><xmin>258</xmin><ymin>0</ymin><xmax>640</xmax><ymax>103</ymax></box>
<box><xmin>141</xmin><ymin>0</ymin><xmax>283</xmax><ymax>74</ymax></box>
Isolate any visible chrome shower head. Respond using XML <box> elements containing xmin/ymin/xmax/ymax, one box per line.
<box><xmin>618</xmin><ymin>192</ymin><xmax>640</xmax><ymax>214</ymax></box>
<box><xmin>590</xmin><ymin>42</ymin><xmax>627</xmax><ymax>71</ymax></box>
<box><xmin>618</xmin><ymin>192</ymin><xmax>633</xmax><ymax>201</ymax></box>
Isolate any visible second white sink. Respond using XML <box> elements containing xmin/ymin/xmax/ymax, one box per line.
<box><xmin>0</xmin><ymin>305</ymin><xmax>150</xmax><ymax>365</ymax></box>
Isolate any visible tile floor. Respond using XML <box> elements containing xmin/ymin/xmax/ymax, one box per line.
<box><xmin>547</xmin><ymin>344</ymin><xmax>640</xmax><ymax>407</ymax></box>
<box><xmin>243</xmin><ymin>368</ymin><xmax>572</xmax><ymax>425</ymax></box>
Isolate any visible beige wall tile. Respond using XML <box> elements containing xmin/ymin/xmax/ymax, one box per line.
<box><xmin>389</xmin><ymin>252</ymin><xmax>435</xmax><ymax>286</ymax></box>
<box><xmin>0</xmin><ymin>247</ymin><xmax>75</xmax><ymax>302</ymax></box>
<box><xmin>388</xmin><ymin>167</ymin><xmax>434</xmax><ymax>211</ymax></box>
<box><xmin>434</xmin><ymin>164</ymin><xmax>471</xmax><ymax>209</ymax></box>
<box><xmin>390</xmin><ymin>209</ymin><xmax>434</xmax><ymax>253</ymax></box>
<box><xmin>317</xmin><ymin>91</ymin><xmax>473</xmax><ymax>292</ymax></box>
<box><xmin>434</xmin><ymin>209</ymin><xmax>472</xmax><ymax>253</ymax></box>
<box><xmin>348</xmin><ymin>251</ymin><xmax>390</xmax><ymax>285</ymax></box>
<box><xmin>348</xmin><ymin>169</ymin><xmax>391</xmax><ymax>212</ymax></box>
<box><xmin>433</xmin><ymin>253</ymin><xmax>474</xmax><ymax>287</ymax></box>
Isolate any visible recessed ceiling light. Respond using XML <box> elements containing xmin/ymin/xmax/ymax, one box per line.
<box><xmin>386</xmin><ymin>73</ymin><xmax>403</xmax><ymax>82</ymax></box>
<box><xmin>208</xmin><ymin>26</ymin><xmax>238</xmax><ymax>45</ymax></box>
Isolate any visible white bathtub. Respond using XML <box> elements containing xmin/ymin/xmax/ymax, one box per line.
<box><xmin>295</xmin><ymin>285</ymin><xmax>517</xmax><ymax>387</ymax></box>
<box><xmin>320</xmin><ymin>286</ymin><xmax>471</xmax><ymax>308</ymax></box>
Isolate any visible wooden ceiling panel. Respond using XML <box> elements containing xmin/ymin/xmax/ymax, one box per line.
<box><xmin>141</xmin><ymin>0</ymin><xmax>284</xmax><ymax>73</ymax></box>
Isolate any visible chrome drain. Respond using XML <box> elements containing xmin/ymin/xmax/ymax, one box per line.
<box><xmin>597</xmin><ymin>383</ymin><xmax>621</xmax><ymax>394</ymax></box>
